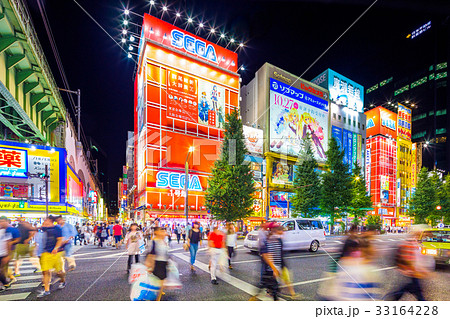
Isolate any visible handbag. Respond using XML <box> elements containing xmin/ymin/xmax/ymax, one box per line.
<box><xmin>183</xmin><ymin>243</ymin><xmax>190</xmax><ymax>251</ymax></box>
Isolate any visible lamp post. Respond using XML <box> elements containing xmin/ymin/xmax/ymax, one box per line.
<box><xmin>185</xmin><ymin>146</ymin><xmax>195</xmax><ymax>226</ymax></box>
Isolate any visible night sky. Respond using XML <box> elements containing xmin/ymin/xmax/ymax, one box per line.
<box><xmin>25</xmin><ymin>0</ymin><xmax>449</xmax><ymax>205</ymax></box>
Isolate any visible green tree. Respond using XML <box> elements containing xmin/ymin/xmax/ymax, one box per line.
<box><xmin>349</xmin><ymin>162</ymin><xmax>373</xmax><ymax>223</ymax></box>
<box><xmin>291</xmin><ymin>135</ymin><xmax>321</xmax><ymax>218</ymax></box>
<box><xmin>205</xmin><ymin>110</ymin><xmax>255</xmax><ymax>222</ymax></box>
<box><xmin>366</xmin><ymin>214</ymin><xmax>382</xmax><ymax>231</ymax></box>
<box><xmin>320</xmin><ymin>137</ymin><xmax>352</xmax><ymax>233</ymax></box>
<box><xmin>408</xmin><ymin>168</ymin><xmax>437</xmax><ymax>224</ymax></box>
<box><xmin>439</xmin><ymin>174</ymin><xmax>450</xmax><ymax>224</ymax></box>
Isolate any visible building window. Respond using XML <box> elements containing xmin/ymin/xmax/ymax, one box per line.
<box><xmin>362</xmin><ymin>124</ymin><xmax>365</xmax><ymax>130</ymax></box>
<box><xmin>436</xmin><ymin>109</ymin><xmax>447</xmax><ymax>116</ymax></box>
<box><xmin>353</xmin><ymin>120</ymin><xmax>356</xmax><ymax>127</ymax></box>
<box><xmin>412</xmin><ymin>131</ymin><xmax>427</xmax><ymax>139</ymax></box>
<box><xmin>343</xmin><ymin>117</ymin><xmax>346</xmax><ymax>124</ymax></box>
<box><xmin>436</xmin><ymin>128</ymin><xmax>447</xmax><ymax>135</ymax></box>
<box><xmin>338</xmin><ymin>115</ymin><xmax>341</xmax><ymax>121</ymax></box>
<box><xmin>333</xmin><ymin>113</ymin><xmax>336</xmax><ymax>119</ymax></box>
<box><xmin>358</xmin><ymin>122</ymin><xmax>360</xmax><ymax>129</ymax></box>
<box><xmin>362</xmin><ymin>138</ymin><xmax>365</xmax><ymax>144</ymax></box>
<box><xmin>429</xmin><ymin>111</ymin><xmax>434</xmax><ymax>116</ymax></box>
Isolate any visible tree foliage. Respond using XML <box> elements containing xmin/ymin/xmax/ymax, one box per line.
<box><xmin>349</xmin><ymin>162</ymin><xmax>373</xmax><ymax>222</ymax></box>
<box><xmin>291</xmin><ymin>135</ymin><xmax>321</xmax><ymax>218</ymax></box>
<box><xmin>319</xmin><ymin>137</ymin><xmax>352</xmax><ymax>233</ymax></box>
<box><xmin>205</xmin><ymin>111</ymin><xmax>255</xmax><ymax>222</ymax></box>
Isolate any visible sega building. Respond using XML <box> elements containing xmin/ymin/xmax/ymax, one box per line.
<box><xmin>0</xmin><ymin>140</ymin><xmax>84</xmax><ymax>224</ymax></box>
<box><xmin>134</xmin><ymin>14</ymin><xmax>239</xmax><ymax>224</ymax></box>
<box><xmin>312</xmin><ymin>69</ymin><xmax>366</xmax><ymax>175</ymax></box>
<box><xmin>364</xmin><ymin>107</ymin><xmax>398</xmax><ymax>225</ymax></box>
<box><xmin>241</xmin><ymin>63</ymin><xmax>330</xmax><ymax>219</ymax></box>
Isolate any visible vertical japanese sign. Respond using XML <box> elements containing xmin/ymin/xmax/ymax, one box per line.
<box><xmin>343</xmin><ymin>129</ymin><xmax>349</xmax><ymax>166</ymax></box>
<box><xmin>352</xmin><ymin>132</ymin><xmax>357</xmax><ymax>168</ymax></box>
<box><xmin>366</xmin><ymin>148</ymin><xmax>371</xmax><ymax>194</ymax></box>
<box><xmin>397</xmin><ymin>104</ymin><xmax>411</xmax><ymax>140</ymax></box>
<box><xmin>411</xmin><ymin>143</ymin><xmax>417</xmax><ymax>187</ymax></box>
<box><xmin>396</xmin><ymin>178</ymin><xmax>401</xmax><ymax>207</ymax></box>
<box><xmin>357</xmin><ymin>134</ymin><xmax>362</xmax><ymax>166</ymax></box>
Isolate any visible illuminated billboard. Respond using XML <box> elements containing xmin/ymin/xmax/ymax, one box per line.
<box><xmin>312</xmin><ymin>69</ymin><xmax>364</xmax><ymax>113</ymax></box>
<box><xmin>397</xmin><ymin>103</ymin><xmax>411</xmax><ymax>140</ymax></box>
<box><xmin>0</xmin><ymin>148</ymin><xmax>27</xmax><ymax>178</ymax></box>
<box><xmin>67</xmin><ymin>164</ymin><xmax>83</xmax><ymax>213</ymax></box>
<box><xmin>243</xmin><ymin>126</ymin><xmax>263</xmax><ymax>154</ymax></box>
<box><xmin>0</xmin><ymin>141</ymin><xmax>66</xmax><ymax>203</ymax></box>
<box><xmin>269</xmin><ymin>78</ymin><xmax>329</xmax><ymax>161</ymax></box>
<box><xmin>365</xmin><ymin>107</ymin><xmax>397</xmax><ymax>139</ymax></box>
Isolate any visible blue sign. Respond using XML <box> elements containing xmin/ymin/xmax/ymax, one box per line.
<box><xmin>331</xmin><ymin>126</ymin><xmax>343</xmax><ymax>149</ymax></box>
<box><xmin>270</xmin><ymin>78</ymin><xmax>328</xmax><ymax>112</ymax></box>
<box><xmin>366</xmin><ymin>118</ymin><xmax>375</xmax><ymax>129</ymax></box>
<box><xmin>346</xmin><ymin>130</ymin><xmax>353</xmax><ymax>172</ymax></box>
<box><xmin>342</xmin><ymin>129</ymin><xmax>348</xmax><ymax>165</ymax></box>
<box><xmin>312</xmin><ymin>69</ymin><xmax>364</xmax><ymax>113</ymax></box>
<box><xmin>171</xmin><ymin>30</ymin><xmax>218</xmax><ymax>63</ymax></box>
<box><xmin>156</xmin><ymin>170</ymin><xmax>203</xmax><ymax>191</ymax></box>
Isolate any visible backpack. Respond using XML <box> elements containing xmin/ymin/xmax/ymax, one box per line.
<box><xmin>101</xmin><ymin>228</ymin><xmax>107</xmax><ymax>237</ymax></box>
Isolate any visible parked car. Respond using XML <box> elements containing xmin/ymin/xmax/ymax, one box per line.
<box><xmin>244</xmin><ymin>218</ymin><xmax>326</xmax><ymax>252</ymax></box>
<box><xmin>420</xmin><ymin>227</ymin><xmax>450</xmax><ymax>265</ymax></box>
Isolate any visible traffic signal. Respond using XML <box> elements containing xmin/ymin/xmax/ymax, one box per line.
<box><xmin>19</xmin><ymin>199</ymin><xmax>25</xmax><ymax>208</ymax></box>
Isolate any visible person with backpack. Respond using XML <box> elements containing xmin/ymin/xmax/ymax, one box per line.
<box><xmin>175</xmin><ymin>224</ymin><xmax>181</xmax><ymax>244</ymax></box>
<box><xmin>384</xmin><ymin>225</ymin><xmax>434</xmax><ymax>301</ymax></box>
<box><xmin>187</xmin><ymin>221</ymin><xmax>202</xmax><ymax>271</ymax></box>
<box><xmin>125</xmin><ymin>223</ymin><xmax>142</xmax><ymax>273</ymax></box>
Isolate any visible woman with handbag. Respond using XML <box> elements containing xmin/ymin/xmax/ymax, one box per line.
<box><xmin>226</xmin><ymin>223</ymin><xmax>237</xmax><ymax>269</ymax></box>
<box><xmin>187</xmin><ymin>221</ymin><xmax>202</xmax><ymax>271</ymax></box>
<box><xmin>125</xmin><ymin>223</ymin><xmax>142</xmax><ymax>274</ymax></box>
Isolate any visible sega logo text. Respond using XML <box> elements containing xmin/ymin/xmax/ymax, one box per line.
<box><xmin>156</xmin><ymin>170</ymin><xmax>203</xmax><ymax>191</ymax></box>
<box><xmin>171</xmin><ymin>30</ymin><xmax>218</xmax><ymax>64</ymax></box>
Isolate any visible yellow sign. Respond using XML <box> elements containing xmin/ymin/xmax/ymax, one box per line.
<box><xmin>0</xmin><ymin>201</ymin><xmax>79</xmax><ymax>215</ymax></box>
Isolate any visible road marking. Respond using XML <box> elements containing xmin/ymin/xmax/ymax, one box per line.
<box><xmin>388</xmin><ymin>239</ymin><xmax>397</xmax><ymax>241</ymax></box>
<box><xmin>0</xmin><ymin>292</ymin><xmax>30</xmax><ymax>301</ymax></box>
<box><xmin>173</xmin><ymin>252</ymin><xmax>283</xmax><ymax>301</ymax></box>
<box><xmin>332</xmin><ymin>240</ymin><xmax>343</xmax><ymax>244</ymax></box>
<box><xmin>7</xmin><ymin>282</ymin><xmax>41</xmax><ymax>290</ymax></box>
<box><xmin>375</xmin><ymin>239</ymin><xmax>383</xmax><ymax>242</ymax></box>
<box><xmin>16</xmin><ymin>275</ymin><xmax>42</xmax><ymax>281</ymax></box>
<box><xmin>233</xmin><ymin>253</ymin><xmax>341</xmax><ymax>264</ymax></box>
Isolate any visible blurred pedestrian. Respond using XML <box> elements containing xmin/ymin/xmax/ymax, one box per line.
<box><xmin>181</xmin><ymin>226</ymin><xmax>186</xmax><ymax>243</ymax></box>
<box><xmin>0</xmin><ymin>216</ymin><xmax>12</xmax><ymax>292</ymax></box>
<box><xmin>144</xmin><ymin>226</ymin><xmax>170</xmax><ymax>301</ymax></box>
<box><xmin>113</xmin><ymin>221</ymin><xmax>123</xmax><ymax>249</ymax></box>
<box><xmin>165</xmin><ymin>226</ymin><xmax>172</xmax><ymax>246</ymax></box>
<box><xmin>250</xmin><ymin>224</ymin><xmax>284</xmax><ymax>301</ymax></box>
<box><xmin>99</xmin><ymin>223</ymin><xmax>109</xmax><ymax>248</ymax></box>
<box><xmin>384</xmin><ymin>225</ymin><xmax>434</xmax><ymax>301</ymax></box>
<box><xmin>226</xmin><ymin>223</ymin><xmax>237</xmax><ymax>269</ymax></box>
<box><xmin>175</xmin><ymin>224</ymin><xmax>181</xmax><ymax>244</ymax></box>
<box><xmin>36</xmin><ymin>216</ymin><xmax>66</xmax><ymax>297</ymax></box>
<box><xmin>208</xmin><ymin>225</ymin><xmax>225</xmax><ymax>285</ymax></box>
<box><xmin>187</xmin><ymin>221</ymin><xmax>202</xmax><ymax>271</ymax></box>
<box><xmin>14</xmin><ymin>220</ymin><xmax>39</xmax><ymax>277</ymax></box>
<box><xmin>56</xmin><ymin>216</ymin><xmax>77</xmax><ymax>272</ymax></box>
<box><xmin>125</xmin><ymin>223</ymin><xmax>142</xmax><ymax>273</ymax></box>
<box><xmin>4</xmin><ymin>219</ymin><xmax>20</xmax><ymax>285</ymax></box>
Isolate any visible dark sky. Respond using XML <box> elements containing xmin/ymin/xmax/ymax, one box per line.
<box><xmin>25</xmin><ymin>0</ymin><xmax>449</xmax><ymax>204</ymax></box>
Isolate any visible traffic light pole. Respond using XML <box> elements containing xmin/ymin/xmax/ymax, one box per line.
<box><xmin>45</xmin><ymin>164</ymin><xmax>49</xmax><ymax>218</ymax></box>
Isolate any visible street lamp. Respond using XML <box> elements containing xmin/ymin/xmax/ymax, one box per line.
<box><xmin>185</xmin><ymin>146</ymin><xmax>195</xmax><ymax>226</ymax></box>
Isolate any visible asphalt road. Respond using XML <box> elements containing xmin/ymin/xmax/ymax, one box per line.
<box><xmin>2</xmin><ymin>234</ymin><xmax>449</xmax><ymax>301</ymax></box>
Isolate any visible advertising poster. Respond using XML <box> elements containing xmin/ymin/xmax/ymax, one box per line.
<box><xmin>397</xmin><ymin>104</ymin><xmax>412</xmax><ymax>140</ymax></box>
<box><xmin>270</xmin><ymin>206</ymin><xmax>288</xmax><ymax>219</ymax></box>
<box><xmin>67</xmin><ymin>165</ymin><xmax>83</xmax><ymax>213</ymax></box>
<box><xmin>366</xmin><ymin>148</ymin><xmax>371</xmax><ymax>194</ymax></box>
<box><xmin>243</xmin><ymin>126</ymin><xmax>263</xmax><ymax>154</ymax></box>
<box><xmin>167</xmin><ymin>70</ymin><xmax>225</xmax><ymax>129</ymax></box>
<box><xmin>396</xmin><ymin>178</ymin><xmax>401</xmax><ymax>207</ymax></box>
<box><xmin>331</xmin><ymin>126</ymin><xmax>343</xmax><ymax>149</ymax></box>
<box><xmin>329</xmin><ymin>70</ymin><xmax>364</xmax><ymax>113</ymax></box>
<box><xmin>357</xmin><ymin>134</ymin><xmax>362</xmax><ymax>166</ymax></box>
<box><xmin>269</xmin><ymin>78</ymin><xmax>329</xmax><ymax>161</ymax></box>
<box><xmin>380</xmin><ymin>175</ymin><xmax>389</xmax><ymax>204</ymax></box>
<box><xmin>0</xmin><ymin>183</ymin><xmax>28</xmax><ymax>199</ymax></box>
<box><xmin>0</xmin><ymin>148</ymin><xmax>27</xmax><ymax>178</ymax></box>
<box><xmin>352</xmin><ymin>132</ymin><xmax>357</xmax><ymax>168</ymax></box>
<box><xmin>272</xmin><ymin>161</ymin><xmax>293</xmax><ymax>185</ymax></box>
<box><xmin>137</xmin><ymin>69</ymin><xmax>146</xmax><ymax>134</ymax></box>
<box><xmin>342</xmin><ymin>129</ymin><xmax>349</xmax><ymax>165</ymax></box>
<box><xmin>167</xmin><ymin>70</ymin><xmax>199</xmax><ymax>123</ymax></box>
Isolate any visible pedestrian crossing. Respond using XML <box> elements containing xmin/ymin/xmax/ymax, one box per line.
<box><xmin>329</xmin><ymin>237</ymin><xmax>404</xmax><ymax>244</ymax></box>
<box><xmin>0</xmin><ymin>259</ymin><xmax>42</xmax><ymax>301</ymax></box>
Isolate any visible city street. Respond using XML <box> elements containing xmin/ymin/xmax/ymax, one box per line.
<box><xmin>1</xmin><ymin>234</ymin><xmax>449</xmax><ymax>301</ymax></box>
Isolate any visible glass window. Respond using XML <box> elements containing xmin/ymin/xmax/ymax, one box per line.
<box><xmin>333</xmin><ymin>113</ymin><xmax>336</xmax><ymax>119</ymax></box>
<box><xmin>353</xmin><ymin>120</ymin><xmax>356</xmax><ymax>127</ymax></box>
<box><xmin>338</xmin><ymin>115</ymin><xmax>341</xmax><ymax>121</ymax></box>
<box><xmin>310</xmin><ymin>220</ymin><xmax>323</xmax><ymax>229</ymax></box>
<box><xmin>420</xmin><ymin>231</ymin><xmax>450</xmax><ymax>243</ymax></box>
<box><xmin>362</xmin><ymin>124</ymin><xmax>365</xmax><ymax>130</ymax></box>
<box><xmin>358</xmin><ymin>122</ymin><xmax>361</xmax><ymax>129</ymax></box>
<box><xmin>343</xmin><ymin>117</ymin><xmax>346</xmax><ymax>124</ymax></box>
<box><xmin>282</xmin><ymin>221</ymin><xmax>296</xmax><ymax>231</ymax></box>
<box><xmin>296</xmin><ymin>220</ymin><xmax>311</xmax><ymax>230</ymax></box>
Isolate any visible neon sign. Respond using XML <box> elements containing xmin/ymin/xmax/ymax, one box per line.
<box><xmin>0</xmin><ymin>148</ymin><xmax>27</xmax><ymax>178</ymax></box>
<box><xmin>156</xmin><ymin>171</ymin><xmax>203</xmax><ymax>191</ymax></box>
<box><xmin>381</xmin><ymin>117</ymin><xmax>396</xmax><ymax>130</ymax></box>
<box><xmin>171</xmin><ymin>30</ymin><xmax>218</xmax><ymax>64</ymax></box>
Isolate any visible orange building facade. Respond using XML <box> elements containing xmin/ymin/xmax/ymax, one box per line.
<box><xmin>134</xmin><ymin>14</ymin><xmax>240</xmax><ymax>223</ymax></box>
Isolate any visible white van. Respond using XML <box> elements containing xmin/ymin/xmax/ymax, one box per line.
<box><xmin>244</xmin><ymin>218</ymin><xmax>326</xmax><ymax>252</ymax></box>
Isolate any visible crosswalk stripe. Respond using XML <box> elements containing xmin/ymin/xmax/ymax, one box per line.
<box><xmin>16</xmin><ymin>275</ymin><xmax>42</xmax><ymax>281</ymax></box>
<box><xmin>0</xmin><ymin>292</ymin><xmax>30</xmax><ymax>301</ymax></box>
<box><xmin>7</xmin><ymin>282</ymin><xmax>41</xmax><ymax>290</ymax></box>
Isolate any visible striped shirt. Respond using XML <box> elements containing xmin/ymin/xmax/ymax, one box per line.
<box><xmin>261</xmin><ymin>237</ymin><xmax>283</xmax><ymax>272</ymax></box>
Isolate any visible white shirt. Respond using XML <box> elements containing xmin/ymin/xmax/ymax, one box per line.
<box><xmin>0</xmin><ymin>229</ymin><xmax>12</xmax><ymax>257</ymax></box>
<box><xmin>226</xmin><ymin>233</ymin><xmax>237</xmax><ymax>247</ymax></box>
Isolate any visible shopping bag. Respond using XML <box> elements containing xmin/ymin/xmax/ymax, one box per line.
<box><xmin>139</xmin><ymin>239</ymin><xmax>146</xmax><ymax>255</ymax></box>
<box><xmin>130</xmin><ymin>273</ymin><xmax>162</xmax><ymax>301</ymax></box>
<box><xmin>280</xmin><ymin>267</ymin><xmax>291</xmax><ymax>285</ymax></box>
<box><xmin>128</xmin><ymin>263</ymin><xmax>148</xmax><ymax>284</ymax></box>
<box><xmin>164</xmin><ymin>260</ymin><xmax>183</xmax><ymax>290</ymax></box>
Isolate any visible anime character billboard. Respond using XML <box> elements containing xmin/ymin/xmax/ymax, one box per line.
<box><xmin>197</xmin><ymin>80</ymin><xmax>225</xmax><ymax>129</ymax></box>
<box><xmin>269</xmin><ymin>78</ymin><xmax>329</xmax><ymax>161</ymax></box>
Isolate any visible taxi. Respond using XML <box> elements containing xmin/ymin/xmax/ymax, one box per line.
<box><xmin>419</xmin><ymin>227</ymin><xmax>450</xmax><ymax>265</ymax></box>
